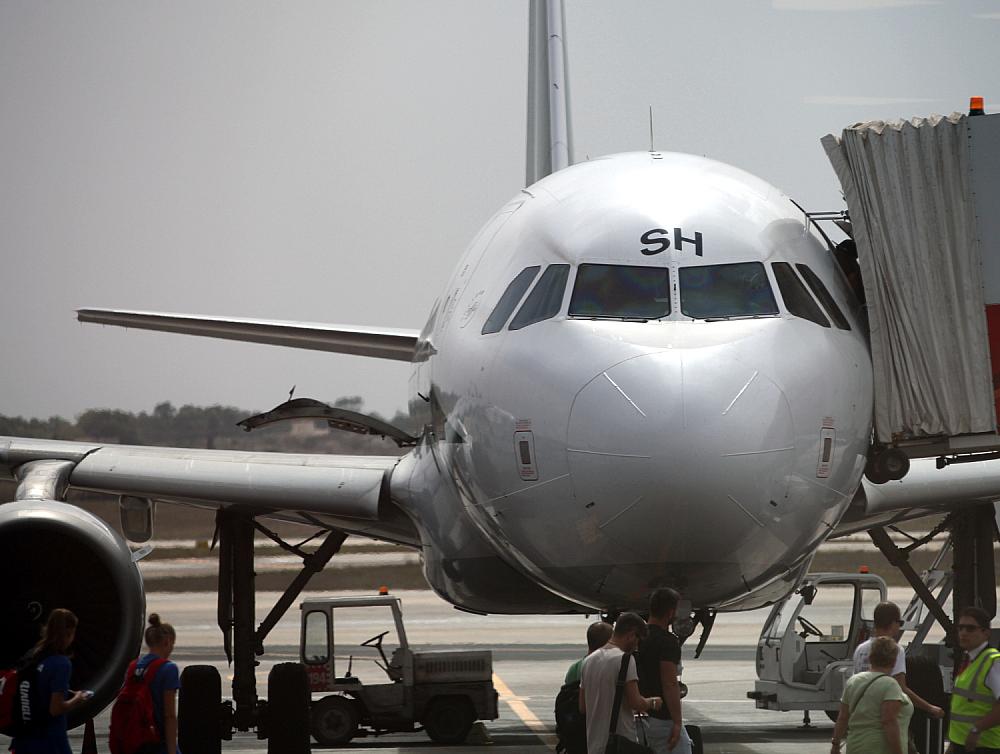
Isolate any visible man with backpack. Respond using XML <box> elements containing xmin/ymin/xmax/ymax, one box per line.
<box><xmin>555</xmin><ymin>621</ymin><xmax>613</xmax><ymax>754</ymax></box>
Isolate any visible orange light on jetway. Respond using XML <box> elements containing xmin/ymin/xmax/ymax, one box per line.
<box><xmin>970</xmin><ymin>96</ymin><xmax>985</xmax><ymax>116</ymax></box>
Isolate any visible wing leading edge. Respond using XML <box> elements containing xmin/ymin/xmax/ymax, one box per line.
<box><xmin>77</xmin><ymin>308</ymin><xmax>419</xmax><ymax>362</ymax></box>
<box><xmin>0</xmin><ymin>436</ymin><xmax>416</xmax><ymax>542</ymax></box>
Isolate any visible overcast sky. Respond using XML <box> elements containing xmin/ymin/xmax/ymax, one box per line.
<box><xmin>0</xmin><ymin>0</ymin><xmax>995</xmax><ymax>422</ymax></box>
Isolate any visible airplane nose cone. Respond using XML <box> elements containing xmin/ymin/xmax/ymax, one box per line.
<box><xmin>566</xmin><ymin>350</ymin><xmax>796</xmax><ymax>602</ymax></box>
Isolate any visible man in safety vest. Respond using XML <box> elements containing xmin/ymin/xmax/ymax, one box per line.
<box><xmin>948</xmin><ymin>607</ymin><xmax>1000</xmax><ymax>753</ymax></box>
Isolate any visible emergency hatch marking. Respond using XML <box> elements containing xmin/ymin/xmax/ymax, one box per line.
<box><xmin>721</xmin><ymin>447</ymin><xmax>795</xmax><ymax>457</ymax></box>
<box><xmin>723</xmin><ymin>370</ymin><xmax>759</xmax><ymax>416</ymax></box>
<box><xmin>728</xmin><ymin>494</ymin><xmax>765</xmax><ymax>527</ymax></box>
<box><xmin>599</xmin><ymin>495</ymin><xmax>645</xmax><ymax>529</ymax></box>
<box><xmin>603</xmin><ymin>372</ymin><xmax>646</xmax><ymax>417</ymax></box>
<box><xmin>492</xmin><ymin>673</ymin><xmax>556</xmax><ymax>748</ymax></box>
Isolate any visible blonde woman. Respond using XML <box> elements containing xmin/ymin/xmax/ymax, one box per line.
<box><xmin>832</xmin><ymin>636</ymin><xmax>913</xmax><ymax>754</ymax></box>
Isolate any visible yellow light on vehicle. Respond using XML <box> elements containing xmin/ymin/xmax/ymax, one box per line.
<box><xmin>970</xmin><ymin>96</ymin><xmax>985</xmax><ymax>116</ymax></box>
<box><xmin>379</xmin><ymin>585</ymin><xmax>390</xmax><ymax>595</ymax></box>
<box><xmin>858</xmin><ymin>565</ymin><xmax>870</xmax><ymax>574</ymax></box>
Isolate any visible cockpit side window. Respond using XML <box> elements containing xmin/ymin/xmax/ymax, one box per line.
<box><xmin>481</xmin><ymin>266</ymin><xmax>540</xmax><ymax>334</ymax></box>
<box><xmin>509</xmin><ymin>264</ymin><xmax>570</xmax><ymax>330</ymax></box>
<box><xmin>796</xmin><ymin>264</ymin><xmax>851</xmax><ymax>331</ymax></box>
<box><xmin>678</xmin><ymin>262</ymin><xmax>778</xmax><ymax>320</ymax></box>
<box><xmin>568</xmin><ymin>264</ymin><xmax>670</xmax><ymax>320</ymax></box>
<box><xmin>771</xmin><ymin>262</ymin><xmax>830</xmax><ymax>327</ymax></box>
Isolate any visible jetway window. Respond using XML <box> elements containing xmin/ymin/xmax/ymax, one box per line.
<box><xmin>796</xmin><ymin>264</ymin><xmax>851</xmax><ymax>331</ymax></box>
<box><xmin>678</xmin><ymin>262</ymin><xmax>778</xmax><ymax>320</ymax></box>
<box><xmin>482</xmin><ymin>266</ymin><xmax>540</xmax><ymax>334</ymax></box>
<box><xmin>772</xmin><ymin>262</ymin><xmax>830</xmax><ymax>328</ymax></box>
<box><xmin>509</xmin><ymin>264</ymin><xmax>570</xmax><ymax>330</ymax></box>
<box><xmin>568</xmin><ymin>264</ymin><xmax>670</xmax><ymax>320</ymax></box>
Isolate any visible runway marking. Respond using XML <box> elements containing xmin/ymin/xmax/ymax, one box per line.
<box><xmin>492</xmin><ymin>672</ymin><xmax>556</xmax><ymax>749</ymax></box>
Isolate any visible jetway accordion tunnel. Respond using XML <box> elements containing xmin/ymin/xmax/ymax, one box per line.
<box><xmin>0</xmin><ymin>500</ymin><xmax>145</xmax><ymax>728</ymax></box>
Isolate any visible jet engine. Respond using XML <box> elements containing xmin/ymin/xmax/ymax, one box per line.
<box><xmin>0</xmin><ymin>500</ymin><xmax>145</xmax><ymax>728</ymax></box>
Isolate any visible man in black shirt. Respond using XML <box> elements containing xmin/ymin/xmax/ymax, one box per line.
<box><xmin>636</xmin><ymin>588</ymin><xmax>691</xmax><ymax>753</ymax></box>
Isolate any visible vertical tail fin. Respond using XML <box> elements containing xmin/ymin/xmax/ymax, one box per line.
<box><xmin>526</xmin><ymin>0</ymin><xmax>573</xmax><ymax>186</ymax></box>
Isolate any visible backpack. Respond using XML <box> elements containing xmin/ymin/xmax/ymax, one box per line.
<box><xmin>108</xmin><ymin>657</ymin><xmax>167</xmax><ymax>754</ymax></box>
<box><xmin>554</xmin><ymin>679</ymin><xmax>587</xmax><ymax>754</ymax></box>
<box><xmin>0</xmin><ymin>657</ymin><xmax>45</xmax><ymax>737</ymax></box>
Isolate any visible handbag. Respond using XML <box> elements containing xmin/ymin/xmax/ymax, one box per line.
<box><xmin>604</xmin><ymin>652</ymin><xmax>653</xmax><ymax>754</ymax></box>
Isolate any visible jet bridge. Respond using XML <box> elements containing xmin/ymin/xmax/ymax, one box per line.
<box><xmin>823</xmin><ymin>108</ymin><xmax>1000</xmax><ymax>479</ymax></box>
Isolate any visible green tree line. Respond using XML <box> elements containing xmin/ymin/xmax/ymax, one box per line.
<box><xmin>0</xmin><ymin>398</ymin><xmax>423</xmax><ymax>455</ymax></box>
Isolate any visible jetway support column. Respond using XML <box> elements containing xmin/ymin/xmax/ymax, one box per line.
<box><xmin>950</xmin><ymin>504</ymin><xmax>997</xmax><ymax>620</ymax></box>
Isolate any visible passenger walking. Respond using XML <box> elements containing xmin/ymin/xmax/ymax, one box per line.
<box><xmin>853</xmin><ymin>601</ymin><xmax>944</xmax><ymax>719</ymax></box>
<box><xmin>635</xmin><ymin>588</ymin><xmax>692</xmax><ymax>753</ymax></box>
<box><xmin>947</xmin><ymin>607</ymin><xmax>1000</xmax><ymax>754</ymax></box>
<box><xmin>579</xmin><ymin>612</ymin><xmax>661</xmax><ymax>754</ymax></box>
<box><xmin>566</xmin><ymin>622</ymin><xmax>614</xmax><ymax>685</ymax></box>
<box><xmin>131</xmin><ymin>614</ymin><xmax>181</xmax><ymax>754</ymax></box>
<box><xmin>832</xmin><ymin>636</ymin><xmax>912</xmax><ymax>754</ymax></box>
<box><xmin>9</xmin><ymin>608</ymin><xmax>89</xmax><ymax>754</ymax></box>
<box><xmin>555</xmin><ymin>622</ymin><xmax>613</xmax><ymax>754</ymax></box>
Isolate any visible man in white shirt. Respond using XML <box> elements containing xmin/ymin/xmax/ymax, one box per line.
<box><xmin>853</xmin><ymin>601</ymin><xmax>944</xmax><ymax>719</ymax></box>
<box><xmin>580</xmin><ymin>612</ymin><xmax>662</xmax><ymax>754</ymax></box>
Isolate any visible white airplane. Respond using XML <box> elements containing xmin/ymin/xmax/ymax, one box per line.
<box><xmin>1</xmin><ymin>0</ymin><xmax>996</xmax><ymax>742</ymax></box>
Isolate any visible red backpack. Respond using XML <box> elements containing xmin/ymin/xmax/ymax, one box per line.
<box><xmin>108</xmin><ymin>657</ymin><xmax>168</xmax><ymax>754</ymax></box>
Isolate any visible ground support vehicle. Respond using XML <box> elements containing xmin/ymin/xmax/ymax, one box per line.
<box><xmin>747</xmin><ymin>566</ymin><xmax>953</xmax><ymax>752</ymax></box>
<box><xmin>300</xmin><ymin>593</ymin><xmax>498</xmax><ymax>746</ymax></box>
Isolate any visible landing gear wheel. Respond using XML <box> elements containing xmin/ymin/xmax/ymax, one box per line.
<box><xmin>424</xmin><ymin>696</ymin><xmax>475</xmax><ymax>744</ymax></box>
<box><xmin>266</xmin><ymin>663</ymin><xmax>311</xmax><ymax>754</ymax></box>
<box><xmin>311</xmin><ymin>695</ymin><xmax>360</xmax><ymax>746</ymax></box>
<box><xmin>179</xmin><ymin>665</ymin><xmax>223</xmax><ymax>754</ymax></box>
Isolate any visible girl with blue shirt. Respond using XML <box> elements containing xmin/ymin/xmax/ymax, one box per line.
<box><xmin>134</xmin><ymin>614</ymin><xmax>181</xmax><ymax>754</ymax></box>
<box><xmin>10</xmin><ymin>608</ymin><xmax>89</xmax><ymax>754</ymax></box>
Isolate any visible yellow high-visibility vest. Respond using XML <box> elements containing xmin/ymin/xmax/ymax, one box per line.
<box><xmin>950</xmin><ymin>647</ymin><xmax>1000</xmax><ymax>748</ymax></box>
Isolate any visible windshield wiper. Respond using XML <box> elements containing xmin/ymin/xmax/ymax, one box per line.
<box><xmin>702</xmin><ymin>314</ymin><xmax>779</xmax><ymax>322</ymax></box>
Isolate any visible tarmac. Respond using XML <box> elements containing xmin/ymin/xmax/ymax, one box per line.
<box><xmin>3</xmin><ymin>586</ymin><xmax>953</xmax><ymax>754</ymax></box>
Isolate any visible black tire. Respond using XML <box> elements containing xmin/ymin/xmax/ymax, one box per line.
<box><xmin>424</xmin><ymin>696</ymin><xmax>475</xmax><ymax>744</ymax></box>
<box><xmin>311</xmin><ymin>695</ymin><xmax>360</xmax><ymax>746</ymax></box>
<box><xmin>266</xmin><ymin>662</ymin><xmax>311</xmax><ymax>754</ymax></box>
<box><xmin>179</xmin><ymin>664</ymin><xmax>223</xmax><ymax>754</ymax></box>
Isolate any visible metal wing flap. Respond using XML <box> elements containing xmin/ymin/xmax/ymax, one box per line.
<box><xmin>76</xmin><ymin>308</ymin><xmax>419</xmax><ymax>362</ymax></box>
<box><xmin>1</xmin><ymin>437</ymin><xmax>399</xmax><ymax>520</ymax></box>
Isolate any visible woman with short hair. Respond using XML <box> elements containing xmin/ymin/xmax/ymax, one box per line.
<box><xmin>831</xmin><ymin>636</ymin><xmax>913</xmax><ymax>754</ymax></box>
<box><xmin>10</xmin><ymin>608</ymin><xmax>90</xmax><ymax>754</ymax></box>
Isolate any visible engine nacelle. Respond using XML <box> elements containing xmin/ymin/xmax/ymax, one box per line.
<box><xmin>0</xmin><ymin>500</ymin><xmax>145</xmax><ymax>727</ymax></box>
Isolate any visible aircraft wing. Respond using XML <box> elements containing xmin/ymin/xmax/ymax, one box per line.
<box><xmin>0</xmin><ymin>436</ymin><xmax>416</xmax><ymax>543</ymax></box>
<box><xmin>76</xmin><ymin>308</ymin><xmax>420</xmax><ymax>362</ymax></box>
<box><xmin>833</xmin><ymin>457</ymin><xmax>1000</xmax><ymax>536</ymax></box>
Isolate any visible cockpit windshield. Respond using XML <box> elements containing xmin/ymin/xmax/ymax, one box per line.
<box><xmin>679</xmin><ymin>262</ymin><xmax>778</xmax><ymax>320</ymax></box>
<box><xmin>569</xmin><ymin>264</ymin><xmax>670</xmax><ymax>320</ymax></box>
